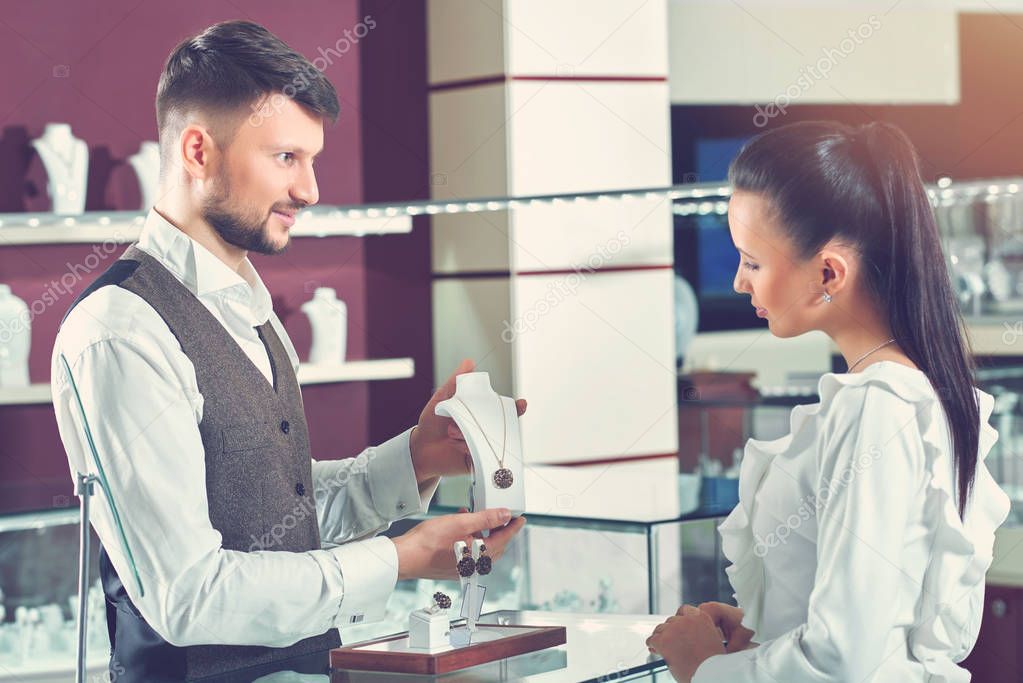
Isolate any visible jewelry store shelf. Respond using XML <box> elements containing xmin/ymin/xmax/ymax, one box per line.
<box><xmin>4</xmin><ymin>176</ymin><xmax>1015</xmax><ymax>246</ymax></box>
<box><xmin>296</xmin><ymin>358</ymin><xmax>414</xmax><ymax>385</ymax></box>
<box><xmin>0</xmin><ymin>358</ymin><xmax>415</xmax><ymax>406</ymax></box>
<box><xmin>0</xmin><ymin>209</ymin><xmax>411</xmax><ymax>245</ymax></box>
<box><xmin>0</xmin><ymin>183</ymin><xmax>732</xmax><ymax>247</ymax></box>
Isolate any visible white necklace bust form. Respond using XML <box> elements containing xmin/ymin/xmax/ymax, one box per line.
<box><xmin>29</xmin><ymin>123</ymin><xmax>88</xmax><ymax>215</ymax></box>
<box><xmin>127</xmin><ymin>141</ymin><xmax>160</xmax><ymax>211</ymax></box>
<box><xmin>301</xmin><ymin>287</ymin><xmax>348</xmax><ymax>364</ymax></box>
<box><xmin>435</xmin><ymin>372</ymin><xmax>525</xmax><ymax>516</ymax></box>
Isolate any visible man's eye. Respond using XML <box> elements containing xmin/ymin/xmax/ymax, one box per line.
<box><xmin>276</xmin><ymin>152</ymin><xmax>295</xmax><ymax>163</ymax></box>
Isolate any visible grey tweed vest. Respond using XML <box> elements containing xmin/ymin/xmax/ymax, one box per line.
<box><xmin>63</xmin><ymin>244</ymin><xmax>339</xmax><ymax>681</ymax></box>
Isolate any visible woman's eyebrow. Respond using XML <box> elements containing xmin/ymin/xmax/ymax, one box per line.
<box><xmin>736</xmin><ymin>246</ymin><xmax>757</xmax><ymax>259</ymax></box>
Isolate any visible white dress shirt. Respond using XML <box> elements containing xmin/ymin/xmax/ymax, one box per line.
<box><xmin>51</xmin><ymin>209</ymin><xmax>436</xmax><ymax>648</ymax></box>
<box><xmin>694</xmin><ymin>361</ymin><xmax>1011</xmax><ymax>682</ymax></box>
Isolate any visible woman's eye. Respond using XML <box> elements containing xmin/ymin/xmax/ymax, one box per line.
<box><xmin>742</xmin><ymin>261</ymin><xmax>759</xmax><ymax>272</ymax></box>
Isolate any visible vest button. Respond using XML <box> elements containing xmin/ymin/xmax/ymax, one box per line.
<box><xmin>295</xmin><ymin>482</ymin><xmax>306</xmax><ymax>496</ymax></box>
<box><xmin>280</xmin><ymin>420</ymin><xmax>290</xmax><ymax>434</ymax></box>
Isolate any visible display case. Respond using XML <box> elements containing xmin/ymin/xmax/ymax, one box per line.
<box><xmin>340</xmin><ymin>486</ymin><xmax>733</xmax><ymax>646</ymax></box>
<box><xmin>0</xmin><ymin>497</ymin><xmax>731</xmax><ymax>679</ymax></box>
<box><xmin>0</xmin><ymin>509</ymin><xmax>106</xmax><ymax>682</ymax></box>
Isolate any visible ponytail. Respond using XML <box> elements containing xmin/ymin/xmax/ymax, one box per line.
<box><xmin>860</xmin><ymin>124</ymin><xmax>978</xmax><ymax>517</ymax></box>
<box><xmin>729</xmin><ymin>121</ymin><xmax>979</xmax><ymax>518</ymax></box>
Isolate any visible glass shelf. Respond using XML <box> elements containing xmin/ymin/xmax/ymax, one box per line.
<box><xmin>0</xmin><ymin>207</ymin><xmax>412</xmax><ymax>246</ymax></box>
<box><xmin>3</xmin><ymin>176</ymin><xmax>1019</xmax><ymax>246</ymax></box>
<box><xmin>0</xmin><ymin>358</ymin><xmax>415</xmax><ymax>406</ymax></box>
<box><xmin>669</xmin><ymin>175</ymin><xmax>1023</xmax><ymax>214</ymax></box>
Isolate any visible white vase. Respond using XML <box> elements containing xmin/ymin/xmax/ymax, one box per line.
<box><xmin>301</xmin><ymin>287</ymin><xmax>347</xmax><ymax>364</ymax></box>
<box><xmin>0</xmin><ymin>284</ymin><xmax>30</xmax><ymax>387</ymax></box>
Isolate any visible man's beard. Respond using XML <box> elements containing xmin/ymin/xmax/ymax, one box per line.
<box><xmin>201</xmin><ymin>173</ymin><xmax>293</xmax><ymax>256</ymax></box>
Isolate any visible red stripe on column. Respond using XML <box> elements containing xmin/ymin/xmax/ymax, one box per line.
<box><xmin>517</xmin><ymin>263</ymin><xmax>673</xmax><ymax>277</ymax></box>
<box><xmin>432</xmin><ymin>264</ymin><xmax>673</xmax><ymax>280</ymax></box>
<box><xmin>429</xmin><ymin>74</ymin><xmax>668</xmax><ymax>92</ymax></box>
<box><xmin>546</xmin><ymin>451</ymin><xmax>679</xmax><ymax>467</ymax></box>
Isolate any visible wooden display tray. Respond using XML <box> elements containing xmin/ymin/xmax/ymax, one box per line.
<box><xmin>330</xmin><ymin>623</ymin><xmax>567</xmax><ymax>675</ymax></box>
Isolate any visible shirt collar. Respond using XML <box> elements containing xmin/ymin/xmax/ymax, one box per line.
<box><xmin>135</xmin><ymin>209</ymin><xmax>273</xmax><ymax>324</ymax></box>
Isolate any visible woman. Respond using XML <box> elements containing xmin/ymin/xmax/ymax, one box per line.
<box><xmin>646</xmin><ymin>121</ymin><xmax>1011</xmax><ymax>682</ymax></box>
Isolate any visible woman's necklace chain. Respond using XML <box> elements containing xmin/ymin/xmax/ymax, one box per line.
<box><xmin>847</xmin><ymin>338</ymin><xmax>896</xmax><ymax>372</ymax></box>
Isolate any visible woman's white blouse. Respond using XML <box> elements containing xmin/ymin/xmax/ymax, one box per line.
<box><xmin>693</xmin><ymin>361</ymin><xmax>1011</xmax><ymax>682</ymax></box>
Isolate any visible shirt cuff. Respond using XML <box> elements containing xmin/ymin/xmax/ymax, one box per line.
<box><xmin>323</xmin><ymin>536</ymin><xmax>399</xmax><ymax>628</ymax></box>
<box><xmin>367</xmin><ymin>427</ymin><xmax>427</xmax><ymax>520</ymax></box>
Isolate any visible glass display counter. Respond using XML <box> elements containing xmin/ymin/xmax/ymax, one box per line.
<box><xmin>0</xmin><ymin>497</ymin><xmax>731</xmax><ymax>681</ymax></box>
<box><xmin>0</xmin><ymin>508</ymin><xmax>107</xmax><ymax>682</ymax></box>
<box><xmin>340</xmin><ymin>481</ymin><xmax>734</xmax><ymax>646</ymax></box>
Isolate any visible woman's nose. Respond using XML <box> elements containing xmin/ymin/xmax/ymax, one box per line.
<box><xmin>733</xmin><ymin>269</ymin><xmax>746</xmax><ymax>294</ymax></box>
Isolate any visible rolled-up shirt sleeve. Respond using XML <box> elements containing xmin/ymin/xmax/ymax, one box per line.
<box><xmin>52</xmin><ymin>331</ymin><xmax>402</xmax><ymax>647</ymax></box>
<box><xmin>694</xmin><ymin>385</ymin><xmax>925</xmax><ymax>681</ymax></box>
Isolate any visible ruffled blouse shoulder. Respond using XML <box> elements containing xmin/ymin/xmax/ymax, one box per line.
<box><xmin>718</xmin><ymin>361</ymin><xmax>1010</xmax><ymax>676</ymax></box>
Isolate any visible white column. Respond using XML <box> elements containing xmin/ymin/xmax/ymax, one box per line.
<box><xmin>429</xmin><ymin>0</ymin><xmax>678</xmax><ymax>464</ymax></box>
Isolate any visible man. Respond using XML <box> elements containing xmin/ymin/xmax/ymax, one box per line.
<box><xmin>51</xmin><ymin>20</ymin><xmax>525</xmax><ymax>682</ymax></box>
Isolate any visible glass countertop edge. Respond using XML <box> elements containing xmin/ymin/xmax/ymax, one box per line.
<box><xmin>427</xmin><ymin>502</ymin><xmax>736</xmax><ymax>528</ymax></box>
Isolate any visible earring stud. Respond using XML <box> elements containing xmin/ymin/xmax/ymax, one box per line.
<box><xmin>822</xmin><ymin>292</ymin><xmax>833</xmax><ymax>303</ymax></box>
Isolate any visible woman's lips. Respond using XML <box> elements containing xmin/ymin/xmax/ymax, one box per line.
<box><xmin>272</xmin><ymin>210</ymin><xmax>296</xmax><ymax>228</ymax></box>
<box><xmin>755</xmin><ymin>307</ymin><xmax>767</xmax><ymax>318</ymax></box>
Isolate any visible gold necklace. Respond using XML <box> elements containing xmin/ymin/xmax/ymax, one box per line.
<box><xmin>454</xmin><ymin>396</ymin><xmax>514</xmax><ymax>489</ymax></box>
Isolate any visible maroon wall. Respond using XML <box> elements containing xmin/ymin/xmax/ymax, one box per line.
<box><xmin>0</xmin><ymin>1</ymin><xmax>433</xmax><ymax>512</ymax></box>
<box><xmin>360</xmin><ymin>0</ymin><xmax>435</xmax><ymax>444</ymax></box>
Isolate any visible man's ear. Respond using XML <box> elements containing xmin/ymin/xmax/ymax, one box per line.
<box><xmin>179</xmin><ymin>124</ymin><xmax>216</xmax><ymax>182</ymax></box>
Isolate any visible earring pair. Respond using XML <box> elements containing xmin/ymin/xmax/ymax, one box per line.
<box><xmin>456</xmin><ymin>544</ymin><xmax>493</xmax><ymax>577</ymax></box>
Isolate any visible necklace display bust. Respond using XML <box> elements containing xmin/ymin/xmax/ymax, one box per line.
<box><xmin>127</xmin><ymin>141</ymin><xmax>160</xmax><ymax>210</ymax></box>
<box><xmin>435</xmin><ymin>372</ymin><xmax>525</xmax><ymax>516</ymax></box>
<box><xmin>29</xmin><ymin>123</ymin><xmax>88</xmax><ymax>215</ymax></box>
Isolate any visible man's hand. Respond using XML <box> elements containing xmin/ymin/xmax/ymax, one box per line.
<box><xmin>645</xmin><ymin>605</ymin><xmax>726</xmax><ymax>682</ymax></box>
<box><xmin>409</xmin><ymin>359</ymin><xmax>527</xmax><ymax>481</ymax></box>
<box><xmin>391</xmin><ymin>508</ymin><xmax>526</xmax><ymax>580</ymax></box>
<box><xmin>697</xmin><ymin>601</ymin><xmax>756</xmax><ymax>653</ymax></box>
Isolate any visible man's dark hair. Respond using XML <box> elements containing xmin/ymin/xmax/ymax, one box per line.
<box><xmin>155</xmin><ymin>20</ymin><xmax>340</xmax><ymax>171</ymax></box>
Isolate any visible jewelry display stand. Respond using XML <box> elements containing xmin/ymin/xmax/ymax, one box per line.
<box><xmin>331</xmin><ymin>537</ymin><xmax>566</xmax><ymax>675</ymax></box>
<box><xmin>127</xmin><ymin>141</ymin><xmax>160</xmax><ymax>210</ymax></box>
<box><xmin>30</xmin><ymin>123</ymin><xmax>88</xmax><ymax>215</ymax></box>
<box><xmin>435</xmin><ymin>372</ymin><xmax>525</xmax><ymax>516</ymax></box>
<box><xmin>450</xmin><ymin>539</ymin><xmax>494</xmax><ymax>647</ymax></box>
<box><xmin>301</xmin><ymin>287</ymin><xmax>348</xmax><ymax>364</ymax></box>
<box><xmin>407</xmin><ymin>592</ymin><xmax>452</xmax><ymax>652</ymax></box>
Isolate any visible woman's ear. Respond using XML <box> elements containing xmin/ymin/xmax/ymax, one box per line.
<box><xmin>817</xmin><ymin>247</ymin><xmax>851</xmax><ymax>296</ymax></box>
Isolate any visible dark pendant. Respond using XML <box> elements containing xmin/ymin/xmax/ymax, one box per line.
<box><xmin>457</xmin><ymin>555</ymin><xmax>476</xmax><ymax>577</ymax></box>
<box><xmin>493</xmin><ymin>468</ymin><xmax>514</xmax><ymax>489</ymax></box>
<box><xmin>477</xmin><ymin>554</ymin><xmax>492</xmax><ymax>575</ymax></box>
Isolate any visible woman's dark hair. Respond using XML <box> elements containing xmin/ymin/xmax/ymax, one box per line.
<box><xmin>728</xmin><ymin>121</ymin><xmax>978</xmax><ymax>518</ymax></box>
<box><xmin>156</xmin><ymin>20</ymin><xmax>340</xmax><ymax>165</ymax></box>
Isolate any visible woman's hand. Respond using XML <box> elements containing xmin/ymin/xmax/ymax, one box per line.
<box><xmin>697</xmin><ymin>601</ymin><xmax>756</xmax><ymax>653</ymax></box>
<box><xmin>392</xmin><ymin>508</ymin><xmax>526</xmax><ymax>580</ymax></box>
<box><xmin>646</xmin><ymin>605</ymin><xmax>725</xmax><ymax>682</ymax></box>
